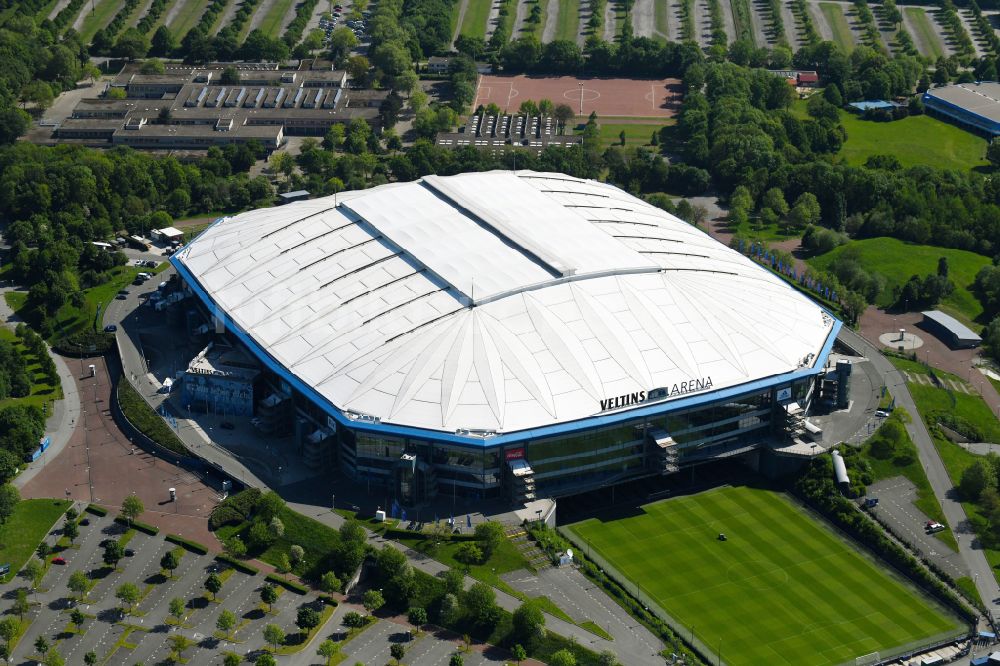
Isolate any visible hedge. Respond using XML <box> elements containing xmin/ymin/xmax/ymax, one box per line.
<box><xmin>115</xmin><ymin>516</ymin><xmax>159</xmax><ymax>535</ymax></box>
<box><xmin>215</xmin><ymin>554</ymin><xmax>259</xmax><ymax>575</ymax></box>
<box><xmin>209</xmin><ymin>488</ymin><xmax>262</xmax><ymax>530</ymax></box>
<box><xmin>86</xmin><ymin>504</ymin><xmax>108</xmax><ymax>517</ymax></box>
<box><xmin>266</xmin><ymin>573</ymin><xmax>309</xmax><ymax>595</ymax></box>
<box><xmin>165</xmin><ymin>534</ymin><xmax>209</xmax><ymax>555</ymax></box>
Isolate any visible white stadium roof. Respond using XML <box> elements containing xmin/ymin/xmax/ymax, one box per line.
<box><xmin>174</xmin><ymin>171</ymin><xmax>836</xmax><ymax>437</ymax></box>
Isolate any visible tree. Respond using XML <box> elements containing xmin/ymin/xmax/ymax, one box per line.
<box><xmin>619</xmin><ymin>130</ymin><xmax>626</xmax><ymax>146</ymax></box>
<box><xmin>20</xmin><ymin>81</ymin><xmax>53</xmax><ymax>111</ymax></box>
<box><xmin>84</xmin><ymin>651</ymin><xmax>97</xmax><ymax>665</ymax></box>
<box><xmin>455</xmin><ymin>542</ymin><xmax>483</xmax><ymax>565</ymax></box>
<box><xmin>151</xmin><ymin>26</ymin><xmax>177</xmax><ymax>56</ymax></box>
<box><xmin>268</xmin><ymin>516</ymin><xmax>285</xmax><ymax>540</ymax></box>
<box><xmin>465</xmin><ymin>582</ymin><xmax>499</xmax><ymax>627</ymax></box>
<box><xmin>549</xmin><ymin>649</ymin><xmax>577</xmax><ymax>666</ymax></box>
<box><xmin>103</xmin><ymin>540</ymin><xmax>124</xmax><ymax>568</ymax></box>
<box><xmin>320</xmin><ymin>571</ymin><xmax>341</xmax><ymax>594</ymax></box>
<box><xmin>263</xmin><ymin>623</ymin><xmax>285</xmax><ymax>650</ymax></box>
<box><xmin>449</xmin><ymin>654</ymin><xmax>464</xmax><ymax>666</ymax></box>
<box><xmin>260</xmin><ymin>583</ymin><xmax>278</xmax><ymax>612</ymax></box>
<box><xmin>0</xmin><ymin>107</ymin><xmax>30</xmax><ymax>145</ymax></box>
<box><xmin>160</xmin><ymin>550</ymin><xmax>180</xmax><ymax>578</ymax></box>
<box><xmin>0</xmin><ymin>617</ymin><xmax>18</xmax><ymax>645</ymax></box>
<box><xmin>256</xmin><ymin>654</ymin><xmax>276</xmax><ymax>666</ymax></box>
<box><xmin>114</xmin><ymin>28</ymin><xmax>151</xmax><ymax>60</ymax></box>
<box><xmin>225</xmin><ymin>653</ymin><xmax>241</xmax><ymax>666</ymax></box>
<box><xmin>512</xmin><ymin>600</ymin><xmax>545</xmax><ymax>650</ymax></box>
<box><xmin>787</xmin><ymin>192</ymin><xmax>821</xmax><ymax>229</ymax></box>
<box><xmin>598</xmin><ymin>650</ymin><xmax>619</xmax><ymax>666</ymax></box>
<box><xmin>63</xmin><ymin>519</ymin><xmax>78</xmax><ymax>544</ymax></box>
<box><xmin>216</xmin><ymin>608</ymin><xmax>237</xmax><ymax>639</ymax></box>
<box><xmin>296</xmin><ymin>606</ymin><xmax>321</xmax><ymax>633</ymax></box>
<box><xmin>167</xmin><ymin>634</ymin><xmax>194</xmax><ymax>661</ymax></box>
<box><xmin>70</xmin><ymin>609</ymin><xmax>85</xmax><ymax>631</ymax></box>
<box><xmin>390</xmin><ymin>642</ymin><xmax>405</xmax><ymax>663</ymax></box>
<box><xmin>139</xmin><ymin>59</ymin><xmax>166</xmax><ymax>75</ymax></box>
<box><xmin>220</xmin><ymin>67</ymin><xmax>241</xmax><ymax>85</ymax></box>
<box><xmin>363</xmin><ymin>589</ymin><xmax>385</xmax><ymax>613</ymax></box>
<box><xmin>960</xmin><ymin>459</ymin><xmax>996</xmax><ymax>501</ymax></box>
<box><xmin>169</xmin><ymin>597</ymin><xmax>186</xmax><ymax>623</ymax></box>
<box><xmin>116</xmin><ymin>582</ymin><xmax>140</xmax><ymax>614</ymax></box>
<box><xmin>937</xmin><ymin>256</ymin><xmax>949</xmax><ymax>279</ymax></box>
<box><xmin>407</xmin><ymin>607</ymin><xmax>427</xmax><ymax>626</ymax></box>
<box><xmin>23</xmin><ymin>558</ymin><xmax>43</xmax><ymax>590</ymax></box>
<box><xmin>0</xmin><ymin>484</ymin><xmax>19</xmax><ymax>523</ymax></box>
<box><xmin>34</xmin><ymin>636</ymin><xmax>48</xmax><ymax>656</ymax></box>
<box><xmin>68</xmin><ymin>570</ymin><xmax>89</xmax><ymax>600</ymax></box>
<box><xmin>347</xmin><ymin>55</ymin><xmax>371</xmax><ymax>82</ymax></box>
<box><xmin>205</xmin><ymin>572</ymin><xmax>222</xmax><ymax>600</ymax></box>
<box><xmin>511</xmin><ymin>644</ymin><xmax>527</xmax><ymax>664</ymax></box>
<box><xmin>328</xmin><ymin>28</ymin><xmax>357</xmax><ymax>60</ymax></box>
<box><xmin>317</xmin><ymin>639</ymin><xmax>341</xmax><ymax>665</ymax></box>
<box><xmin>121</xmin><ymin>493</ymin><xmax>144</xmax><ymax>526</ymax></box>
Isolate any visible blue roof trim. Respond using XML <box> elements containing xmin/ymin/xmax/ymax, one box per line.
<box><xmin>173</xmin><ymin>235</ymin><xmax>841</xmax><ymax>450</ymax></box>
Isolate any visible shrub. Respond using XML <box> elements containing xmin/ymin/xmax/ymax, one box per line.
<box><xmin>215</xmin><ymin>554</ymin><xmax>259</xmax><ymax>575</ymax></box>
<box><xmin>265</xmin><ymin>573</ymin><xmax>308</xmax><ymax>595</ymax></box>
<box><xmin>115</xmin><ymin>516</ymin><xmax>159</xmax><ymax>535</ymax></box>
<box><xmin>209</xmin><ymin>488</ymin><xmax>261</xmax><ymax>530</ymax></box>
<box><xmin>343</xmin><ymin>611</ymin><xmax>367</xmax><ymax>628</ymax></box>
<box><xmin>86</xmin><ymin>504</ymin><xmax>108</xmax><ymax>517</ymax></box>
<box><xmin>165</xmin><ymin>534</ymin><xmax>209</xmax><ymax>555</ymax></box>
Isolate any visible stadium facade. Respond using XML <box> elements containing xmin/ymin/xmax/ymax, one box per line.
<box><xmin>172</xmin><ymin>171</ymin><xmax>840</xmax><ymax>504</ymax></box>
<box><xmin>922</xmin><ymin>82</ymin><xmax>1000</xmax><ymax>136</ymax></box>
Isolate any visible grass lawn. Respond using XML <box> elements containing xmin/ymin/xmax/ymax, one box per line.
<box><xmin>525</xmin><ymin>0</ymin><xmax>547</xmax><ymax>38</ymax></box>
<box><xmin>0</xmin><ymin>499</ymin><xmax>70</xmax><ymax>583</ymax></box>
<box><xmin>909</xmin><ymin>382</ymin><xmax>1000</xmax><ymax>443</ymax></box>
<box><xmin>837</xmin><ymin>110</ymin><xmax>988</xmax><ymax>171</ymax></box>
<box><xmin>219</xmin><ymin>505</ymin><xmax>342</xmax><ymax>579</ymax></box>
<box><xmin>389</xmin><ymin>530</ymin><xmax>529</xmax><ymax>594</ymax></box>
<box><xmin>905</xmin><ymin>7</ymin><xmax>945</xmax><ymax>59</ymax></box>
<box><xmin>590</xmin><ymin>121</ymin><xmax>666</xmax><ymax>147</ymax></box>
<box><xmin>78</xmin><ymin>0</ymin><xmax>120</xmax><ymax>41</ymax></box>
<box><xmin>169</xmin><ymin>0</ymin><xmax>212</xmax><ymax>38</ymax></box>
<box><xmin>460</xmin><ymin>0</ymin><xmax>491</xmax><ymax>40</ymax></box>
<box><xmin>566</xmin><ymin>486</ymin><xmax>964</xmax><ymax>665</ymax></box>
<box><xmin>807</xmin><ymin>237</ymin><xmax>993</xmax><ymax>328</ymax></box>
<box><xmin>554</xmin><ymin>0</ymin><xmax>580</xmax><ymax>41</ymax></box>
<box><xmin>0</xmin><ymin>328</ymin><xmax>63</xmax><ymax>415</ymax></box>
<box><xmin>36</xmin><ymin>0</ymin><xmax>61</xmax><ymax>21</ymax></box>
<box><xmin>819</xmin><ymin>2</ymin><xmax>855</xmax><ymax>52</ymax></box>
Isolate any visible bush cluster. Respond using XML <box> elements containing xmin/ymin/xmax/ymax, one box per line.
<box><xmin>209</xmin><ymin>488</ymin><xmax>262</xmax><ymax>530</ymax></box>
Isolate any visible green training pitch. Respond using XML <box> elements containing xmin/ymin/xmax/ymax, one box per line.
<box><xmin>566</xmin><ymin>486</ymin><xmax>964</xmax><ymax>665</ymax></box>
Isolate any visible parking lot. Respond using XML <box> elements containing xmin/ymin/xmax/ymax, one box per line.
<box><xmin>3</xmin><ymin>508</ymin><xmax>329</xmax><ymax>665</ymax></box>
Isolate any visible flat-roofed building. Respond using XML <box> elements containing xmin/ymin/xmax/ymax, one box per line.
<box><xmin>923</xmin><ymin>82</ymin><xmax>1000</xmax><ymax>135</ymax></box>
<box><xmin>920</xmin><ymin>310</ymin><xmax>983</xmax><ymax>348</ymax></box>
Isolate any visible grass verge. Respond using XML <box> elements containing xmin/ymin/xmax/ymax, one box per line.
<box><xmin>0</xmin><ymin>499</ymin><xmax>70</xmax><ymax>583</ymax></box>
<box><xmin>460</xmin><ymin>0</ymin><xmax>492</xmax><ymax>39</ymax></box>
<box><xmin>818</xmin><ymin>2</ymin><xmax>855</xmax><ymax>51</ymax></box>
<box><xmin>905</xmin><ymin>6</ymin><xmax>945</xmax><ymax>59</ymax></box>
<box><xmin>555</xmin><ymin>0</ymin><xmax>581</xmax><ymax>41</ymax></box>
<box><xmin>116</xmin><ymin>380</ymin><xmax>190</xmax><ymax>455</ymax></box>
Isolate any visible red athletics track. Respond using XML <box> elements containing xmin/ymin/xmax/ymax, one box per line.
<box><xmin>473</xmin><ymin>75</ymin><xmax>682</xmax><ymax>118</ymax></box>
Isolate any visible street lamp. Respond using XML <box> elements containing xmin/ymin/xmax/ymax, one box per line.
<box><xmin>578</xmin><ymin>82</ymin><xmax>584</xmax><ymax>115</ymax></box>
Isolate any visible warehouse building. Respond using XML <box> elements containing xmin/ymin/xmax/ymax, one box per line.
<box><xmin>172</xmin><ymin>171</ymin><xmax>840</xmax><ymax>504</ymax></box>
<box><xmin>922</xmin><ymin>82</ymin><xmax>1000</xmax><ymax>135</ymax></box>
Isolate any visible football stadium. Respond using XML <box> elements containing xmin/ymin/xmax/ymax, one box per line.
<box><xmin>171</xmin><ymin>170</ymin><xmax>841</xmax><ymax>504</ymax></box>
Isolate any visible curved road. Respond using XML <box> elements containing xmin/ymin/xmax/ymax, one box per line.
<box><xmin>841</xmin><ymin>327</ymin><xmax>999</xmax><ymax>620</ymax></box>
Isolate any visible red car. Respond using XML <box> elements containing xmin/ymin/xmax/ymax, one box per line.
<box><xmin>51</xmin><ymin>557</ymin><xmax>66</xmax><ymax>565</ymax></box>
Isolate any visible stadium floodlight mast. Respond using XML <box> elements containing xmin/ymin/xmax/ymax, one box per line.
<box><xmin>578</xmin><ymin>82</ymin><xmax>584</xmax><ymax>115</ymax></box>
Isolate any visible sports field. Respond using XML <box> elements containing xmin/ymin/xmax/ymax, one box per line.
<box><xmin>566</xmin><ymin>486</ymin><xmax>964</xmax><ymax>665</ymax></box>
<box><xmin>474</xmin><ymin>75</ymin><xmax>681</xmax><ymax>118</ymax></box>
